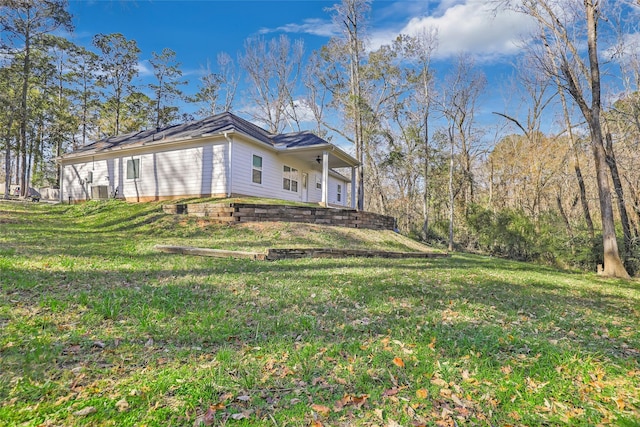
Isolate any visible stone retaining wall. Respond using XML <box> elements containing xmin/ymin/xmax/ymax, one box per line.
<box><xmin>162</xmin><ymin>202</ymin><xmax>397</xmax><ymax>231</ymax></box>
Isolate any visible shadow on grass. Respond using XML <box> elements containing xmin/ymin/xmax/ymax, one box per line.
<box><xmin>2</xmin><ymin>252</ymin><xmax>638</xmax><ymax>364</ymax></box>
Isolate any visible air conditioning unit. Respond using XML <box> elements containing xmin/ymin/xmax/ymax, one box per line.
<box><xmin>91</xmin><ymin>185</ymin><xmax>109</xmax><ymax>200</ymax></box>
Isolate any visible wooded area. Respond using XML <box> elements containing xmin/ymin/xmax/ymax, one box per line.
<box><xmin>1</xmin><ymin>0</ymin><xmax>639</xmax><ymax>277</ymax></box>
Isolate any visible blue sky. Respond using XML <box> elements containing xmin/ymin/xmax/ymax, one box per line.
<box><xmin>65</xmin><ymin>0</ymin><xmax>635</xmax><ymax>140</ymax></box>
<box><xmin>66</xmin><ymin>1</ymin><xmax>532</xmax><ymax>111</ymax></box>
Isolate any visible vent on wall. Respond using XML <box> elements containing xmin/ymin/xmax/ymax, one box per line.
<box><xmin>91</xmin><ymin>185</ymin><xmax>109</xmax><ymax>200</ymax></box>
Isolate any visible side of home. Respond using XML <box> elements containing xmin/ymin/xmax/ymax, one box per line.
<box><xmin>58</xmin><ymin>113</ymin><xmax>357</xmax><ymax>207</ymax></box>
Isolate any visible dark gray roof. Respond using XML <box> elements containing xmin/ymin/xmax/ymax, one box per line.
<box><xmin>64</xmin><ymin>112</ymin><xmax>329</xmax><ymax>156</ymax></box>
<box><xmin>272</xmin><ymin>131</ymin><xmax>329</xmax><ymax>148</ymax></box>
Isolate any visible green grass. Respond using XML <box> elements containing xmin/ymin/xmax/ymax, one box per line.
<box><xmin>0</xmin><ymin>199</ymin><xmax>638</xmax><ymax>426</ymax></box>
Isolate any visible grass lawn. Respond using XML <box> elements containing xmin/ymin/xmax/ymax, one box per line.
<box><xmin>0</xmin><ymin>200</ymin><xmax>638</xmax><ymax>426</ymax></box>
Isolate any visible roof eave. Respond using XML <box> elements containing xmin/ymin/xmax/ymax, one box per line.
<box><xmin>277</xmin><ymin>143</ymin><xmax>359</xmax><ymax>167</ymax></box>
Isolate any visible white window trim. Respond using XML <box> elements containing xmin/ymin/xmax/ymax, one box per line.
<box><xmin>282</xmin><ymin>165</ymin><xmax>299</xmax><ymax>193</ymax></box>
<box><xmin>337</xmin><ymin>184</ymin><xmax>342</xmax><ymax>202</ymax></box>
<box><xmin>126</xmin><ymin>157</ymin><xmax>141</xmax><ymax>180</ymax></box>
<box><xmin>251</xmin><ymin>153</ymin><xmax>263</xmax><ymax>186</ymax></box>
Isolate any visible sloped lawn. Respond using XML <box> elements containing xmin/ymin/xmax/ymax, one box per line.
<box><xmin>0</xmin><ymin>200</ymin><xmax>638</xmax><ymax>426</ymax></box>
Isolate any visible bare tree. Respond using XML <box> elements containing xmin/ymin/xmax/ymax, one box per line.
<box><xmin>502</xmin><ymin>0</ymin><xmax>629</xmax><ymax>278</ymax></box>
<box><xmin>328</xmin><ymin>0</ymin><xmax>371</xmax><ymax>210</ymax></box>
<box><xmin>438</xmin><ymin>54</ymin><xmax>486</xmax><ymax>251</ymax></box>
<box><xmin>403</xmin><ymin>29</ymin><xmax>438</xmax><ymax>239</ymax></box>
<box><xmin>239</xmin><ymin>35</ymin><xmax>304</xmax><ymax>133</ymax></box>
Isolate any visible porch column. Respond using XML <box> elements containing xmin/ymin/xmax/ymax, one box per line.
<box><xmin>351</xmin><ymin>166</ymin><xmax>356</xmax><ymax>209</ymax></box>
<box><xmin>321</xmin><ymin>150</ymin><xmax>329</xmax><ymax>207</ymax></box>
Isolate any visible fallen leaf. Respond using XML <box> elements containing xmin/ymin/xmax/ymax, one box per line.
<box><xmin>416</xmin><ymin>388</ymin><xmax>428</xmax><ymax>399</ymax></box>
<box><xmin>383</xmin><ymin>388</ymin><xmax>399</xmax><ymax>397</ymax></box>
<box><xmin>201</xmin><ymin>406</ymin><xmax>217</xmax><ymax>426</ymax></box>
<box><xmin>115</xmin><ymin>398</ymin><xmax>129</xmax><ymax>412</ymax></box>
<box><xmin>351</xmin><ymin>394</ymin><xmax>368</xmax><ymax>409</ymax></box>
<box><xmin>393</xmin><ymin>357</ymin><xmax>405</xmax><ymax>368</ymax></box>
<box><xmin>374</xmin><ymin>408</ymin><xmax>384</xmax><ymax>420</ymax></box>
<box><xmin>428</xmin><ymin>337</ymin><xmax>437</xmax><ymax>349</ymax></box>
<box><xmin>431</xmin><ymin>378</ymin><xmax>447</xmax><ymax>387</ymax></box>
<box><xmin>73</xmin><ymin>406</ymin><xmax>96</xmax><ymax>417</ymax></box>
<box><xmin>230</xmin><ymin>413</ymin><xmax>246</xmax><ymax>420</ymax></box>
<box><xmin>237</xmin><ymin>395</ymin><xmax>251</xmax><ymax>402</ymax></box>
<box><xmin>311</xmin><ymin>404</ymin><xmax>331</xmax><ymax>417</ymax></box>
<box><xmin>451</xmin><ymin>393</ymin><xmax>465</xmax><ymax>407</ymax></box>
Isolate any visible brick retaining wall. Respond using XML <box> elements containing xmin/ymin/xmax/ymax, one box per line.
<box><xmin>162</xmin><ymin>202</ymin><xmax>397</xmax><ymax>231</ymax></box>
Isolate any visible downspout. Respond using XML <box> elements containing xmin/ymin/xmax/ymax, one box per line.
<box><xmin>59</xmin><ymin>163</ymin><xmax>64</xmax><ymax>203</ymax></box>
<box><xmin>223</xmin><ymin>132</ymin><xmax>233</xmax><ymax>197</ymax></box>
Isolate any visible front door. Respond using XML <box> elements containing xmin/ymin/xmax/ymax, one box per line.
<box><xmin>302</xmin><ymin>173</ymin><xmax>308</xmax><ymax>202</ymax></box>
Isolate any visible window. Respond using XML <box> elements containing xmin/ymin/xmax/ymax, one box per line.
<box><xmin>283</xmin><ymin>165</ymin><xmax>299</xmax><ymax>192</ymax></box>
<box><xmin>126</xmin><ymin>158</ymin><xmax>140</xmax><ymax>179</ymax></box>
<box><xmin>252</xmin><ymin>155</ymin><xmax>262</xmax><ymax>184</ymax></box>
<box><xmin>337</xmin><ymin>184</ymin><xmax>342</xmax><ymax>202</ymax></box>
<box><xmin>316</xmin><ymin>175</ymin><xmax>322</xmax><ymax>190</ymax></box>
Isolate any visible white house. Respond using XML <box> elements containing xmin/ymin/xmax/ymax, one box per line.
<box><xmin>57</xmin><ymin>112</ymin><xmax>358</xmax><ymax>207</ymax></box>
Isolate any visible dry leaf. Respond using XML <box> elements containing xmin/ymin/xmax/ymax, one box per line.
<box><xmin>230</xmin><ymin>413</ymin><xmax>246</xmax><ymax>420</ymax></box>
<box><xmin>416</xmin><ymin>388</ymin><xmax>428</xmax><ymax>399</ymax></box>
<box><xmin>311</xmin><ymin>404</ymin><xmax>331</xmax><ymax>417</ymax></box>
<box><xmin>115</xmin><ymin>398</ymin><xmax>129</xmax><ymax>412</ymax></box>
<box><xmin>351</xmin><ymin>394</ymin><xmax>368</xmax><ymax>409</ymax></box>
<box><xmin>383</xmin><ymin>388</ymin><xmax>399</xmax><ymax>397</ymax></box>
<box><xmin>451</xmin><ymin>393</ymin><xmax>465</xmax><ymax>407</ymax></box>
<box><xmin>393</xmin><ymin>357</ymin><xmax>405</xmax><ymax>368</ymax></box>
<box><xmin>431</xmin><ymin>378</ymin><xmax>447</xmax><ymax>387</ymax></box>
<box><xmin>73</xmin><ymin>406</ymin><xmax>96</xmax><ymax>417</ymax></box>
<box><xmin>201</xmin><ymin>406</ymin><xmax>217</xmax><ymax>426</ymax></box>
<box><xmin>428</xmin><ymin>337</ymin><xmax>437</xmax><ymax>349</ymax></box>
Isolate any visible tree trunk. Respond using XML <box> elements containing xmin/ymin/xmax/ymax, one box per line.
<box><xmin>592</xmin><ymin>136</ymin><xmax>628</xmax><ymax>277</ymax></box>
<box><xmin>422</xmin><ymin>111</ymin><xmax>430</xmax><ymax>239</ymax></box>
<box><xmin>448</xmin><ymin>126</ymin><xmax>455</xmax><ymax>252</ymax></box>
<box><xmin>574</xmin><ymin>163</ymin><xmax>595</xmax><ymax>238</ymax></box>
<box><xmin>585</xmin><ymin>1</ymin><xmax>628</xmax><ymax>278</ymax></box>
<box><xmin>604</xmin><ymin>132</ymin><xmax>632</xmax><ymax>263</ymax></box>
<box><xmin>3</xmin><ymin>116</ymin><xmax>12</xmax><ymax>199</ymax></box>
<box><xmin>19</xmin><ymin>27</ymin><xmax>31</xmax><ymax>198</ymax></box>
<box><xmin>559</xmin><ymin>0</ymin><xmax>629</xmax><ymax>278</ymax></box>
<box><xmin>555</xmin><ymin>70</ymin><xmax>595</xmax><ymax>239</ymax></box>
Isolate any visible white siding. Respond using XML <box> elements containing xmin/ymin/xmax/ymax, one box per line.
<box><xmin>61</xmin><ymin>135</ymin><xmax>350</xmax><ymax>206</ymax></box>
<box><xmin>306</xmin><ymin>172</ymin><xmax>349</xmax><ymax>206</ymax></box>
<box><xmin>230</xmin><ymin>138</ymin><xmax>346</xmax><ymax>204</ymax></box>
<box><xmin>61</xmin><ymin>140</ymin><xmax>228</xmax><ymax>202</ymax></box>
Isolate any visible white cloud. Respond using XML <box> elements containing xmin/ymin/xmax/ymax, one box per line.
<box><xmin>370</xmin><ymin>0</ymin><xmax>537</xmax><ymax>60</ymax></box>
<box><xmin>136</xmin><ymin>60</ymin><xmax>153</xmax><ymax>77</ymax></box>
<box><xmin>258</xmin><ymin>18</ymin><xmax>337</xmax><ymax>38</ymax></box>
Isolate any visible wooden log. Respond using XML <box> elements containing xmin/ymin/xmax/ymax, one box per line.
<box><xmin>155</xmin><ymin>245</ymin><xmax>265</xmax><ymax>260</ymax></box>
